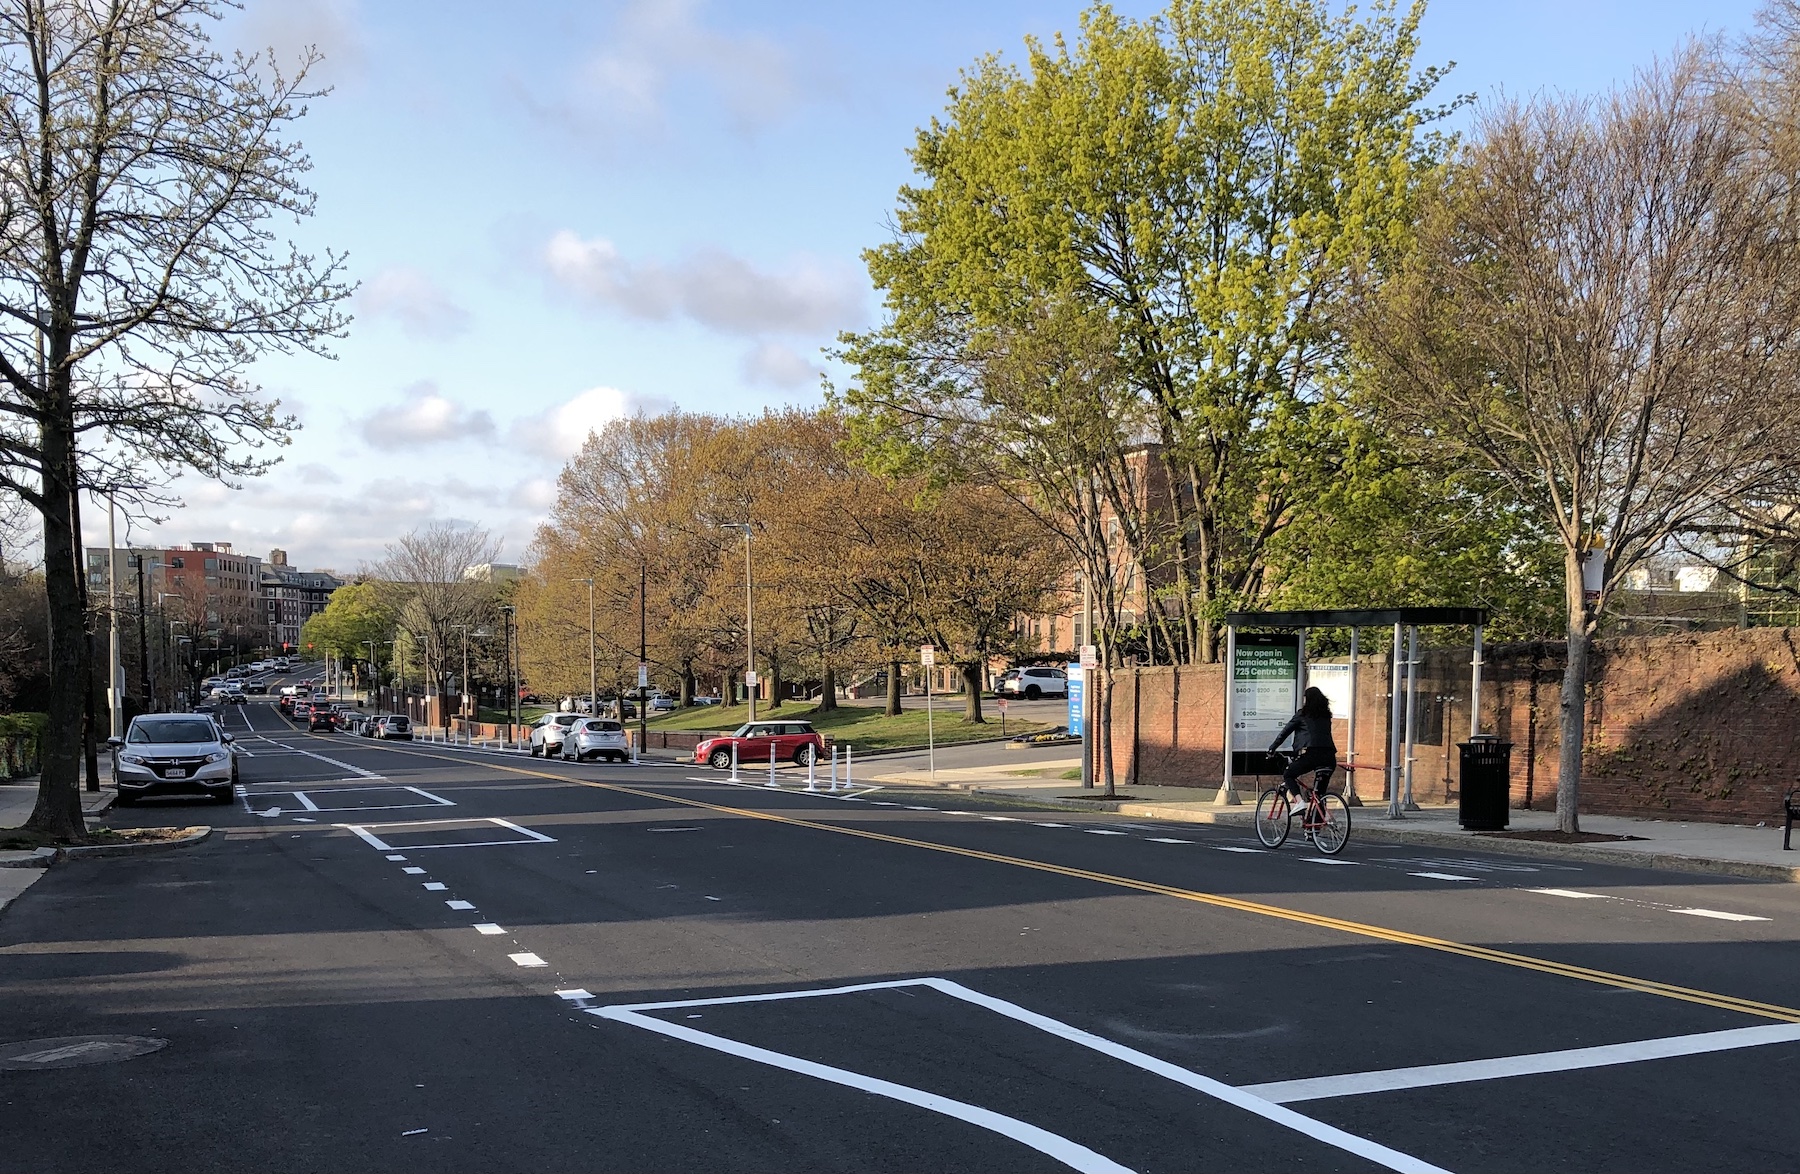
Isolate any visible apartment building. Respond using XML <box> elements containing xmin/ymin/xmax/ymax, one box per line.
<box><xmin>262</xmin><ymin>548</ymin><xmax>344</xmax><ymax>649</ymax></box>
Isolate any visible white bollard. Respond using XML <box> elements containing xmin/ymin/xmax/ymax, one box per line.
<box><xmin>829</xmin><ymin>745</ymin><xmax>840</xmax><ymax>792</ymax></box>
<box><xmin>767</xmin><ymin>739</ymin><xmax>779</xmax><ymax>787</ymax></box>
<box><xmin>844</xmin><ymin>744</ymin><xmax>853</xmax><ymax>791</ymax></box>
<box><xmin>730</xmin><ymin>741</ymin><xmax>740</xmax><ymax>782</ymax></box>
<box><xmin>806</xmin><ymin>751</ymin><xmax>817</xmax><ymax>792</ymax></box>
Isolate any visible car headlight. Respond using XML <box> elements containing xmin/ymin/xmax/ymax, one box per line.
<box><xmin>205</xmin><ymin>751</ymin><xmax>229</xmax><ymax>763</ymax></box>
<box><xmin>119</xmin><ymin>753</ymin><xmax>145</xmax><ymax>765</ymax></box>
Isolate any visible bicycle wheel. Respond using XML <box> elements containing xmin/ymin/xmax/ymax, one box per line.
<box><xmin>1311</xmin><ymin>793</ymin><xmax>1352</xmax><ymax>855</ymax></box>
<box><xmin>1254</xmin><ymin>787</ymin><xmax>1292</xmax><ymax>848</ymax></box>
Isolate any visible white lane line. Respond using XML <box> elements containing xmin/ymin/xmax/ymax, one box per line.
<box><xmin>510</xmin><ymin>953</ymin><xmax>548</xmax><ymax>968</ymax></box>
<box><xmin>422</xmin><ymin>882</ymin><xmax>446</xmax><ymax>891</ymax></box>
<box><xmin>1035</xmin><ymin>822</ymin><xmax>1071</xmax><ymax>828</ymax></box>
<box><xmin>385</xmin><ymin>854</ymin><xmax>407</xmax><ymax>861</ymax></box>
<box><xmin>1146</xmin><ymin>837</ymin><xmax>1194</xmax><ymax>844</ymax></box>
<box><xmin>293</xmin><ymin>817</ymin><xmax>317</xmax><ymax>823</ymax></box>
<box><xmin>904</xmin><ymin>806</ymin><xmax>934</xmax><ymax>811</ymax></box>
<box><xmin>1528</xmin><ymin>888</ymin><xmax>1609</xmax><ymax>899</ymax></box>
<box><xmin>1671</xmin><ymin>908</ymin><xmax>1771</xmax><ymax>923</ymax></box>
<box><xmin>402</xmin><ymin>867</ymin><xmax>426</xmax><ymax>875</ymax></box>
<box><xmin>292</xmin><ymin>790</ymin><xmax>321</xmax><ymax>812</ymax></box>
<box><xmin>292</xmin><ymin>746</ymin><xmax>384</xmax><ymax>779</ymax></box>
<box><xmin>1214</xmin><ymin>846</ymin><xmax>1262</xmax><ymax>854</ymax></box>
<box><xmin>557</xmin><ymin>989</ymin><xmax>595</xmax><ymax>1000</ymax></box>
<box><xmin>1301</xmin><ymin>857</ymin><xmax>1358</xmax><ymax>866</ymax></box>
<box><xmin>1409</xmin><ymin>872</ymin><xmax>1478</xmax><ymax>882</ymax></box>
<box><xmin>1084</xmin><ymin>829</ymin><xmax>1129</xmax><ymax>836</ymax></box>
<box><xmin>404</xmin><ymin>786</ymin><xmax>456</xmax><ymax>806</ymax></box>
<box><xmin>446</xmin><ymin>900</ymin><xmax>476</xmax><ymax>910</ymax></box>
<box><xmin>1243</xmin><ymin>1023</ymin><xmax>1800</xmax><ymax>1104</ymax></box>
<box><xmin>596</xmin><ymin>1007</ymin><xmax>1135</xmax><ymax>1174</ymax></box>
<box><xmin>473</xmin><ymin>923</ymin><xmax>505</xmax><ymax>935</ymax></box>
<box><xmin>983</xmin><ymin>816</ymin><xmax>1020</xmax><ymax>822</ymax></box>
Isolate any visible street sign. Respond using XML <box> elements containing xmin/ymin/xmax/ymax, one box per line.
<box><xmin>996</xmin><ymin>698</ymin><xmax>1008</xmax><ymax>712</ymax></box>
<box><xmin>1080</xmin><ymin>644</ymin><xmax>1099</xmax><ymax>669</ymax></box>
<box><xmin>1066</xmin><ymin>662</ymin><xmax>1084</xmax><ymax>734</ymax></box>
<box><xmin>637</xmin><ymin>663</ymin><xmax>649</xmax><ymax>688</ymax></box>
<box><xmin>745</xmin><ymin>670</ymin><xmax>759</xmax><ymax>686</ymax></box>
<box><xmin>919</xmin><ymin>645</ymin><xmax>935</xmax><ymax>666</ymax></box>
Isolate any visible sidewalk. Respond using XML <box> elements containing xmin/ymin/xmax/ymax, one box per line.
<box><xmin>0</xmin><ymin>778</ymin><xmax>120</xmax><ymax>917</ymax></box>
<box><xmin>866</xmin><ymin>761</ymin><xmax>1800</xmax><ymax>883</ymax></box>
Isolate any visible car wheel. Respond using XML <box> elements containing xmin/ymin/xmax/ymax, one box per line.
<box><xmin>1025</xmin><ymin>684</ymin><xmax>1042</xmax><ymax>700</ymax></box>
<box><xmin>793</xmin><ymin>745</ymin><xmax>816</xmax><ymax>766</ymax></box>
<box><xmin>707</xmin><ymin>749</ymin><xmax>732</xmax><ymax>770</ymax></box>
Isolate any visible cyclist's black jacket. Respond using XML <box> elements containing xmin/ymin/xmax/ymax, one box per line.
<box><xmin>1269</xmin><ymin>710</ymin><xmax>1336</xmax><ymax>754</ymax></box>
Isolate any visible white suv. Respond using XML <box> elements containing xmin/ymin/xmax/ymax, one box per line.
<box><xmin>997</xmin><ymin>666</ymin><xmax>1069</xmax><ymax>700</ymax></box>
<box><xmin>528</xmin><ymin>712</ymin><xmax>584</xmax><ymax>757</ymax></box>
<box><xmin>110</xmin><ymin>714</ymin><xmax>237</xmax><ymax>804</ymax></box>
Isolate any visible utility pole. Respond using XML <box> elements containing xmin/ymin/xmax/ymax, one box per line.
<box><xmin>639</xmin><ymin>560</ymin><xmax>648</xmax><ymax>752</ymax></box>
<box><xmin>720</xmin><ymin>524</ymin><xmax>755</xmax><ymax>720</ymax></box>
<box><xmin>134</xmin><ymin>554</ymin><xmax>152</xmax><ymax>711</ymax></box>
<box><xmin>105</xmin><ymin>498</ymin><xmax>122</xmax><ymax>739</ymax></box>
<box><xmin>500</xmin><ymin>605</ymin><xmax>518</xmax><ymax>744</ymax></box>
<box><xmin>571</xmin><ymin>577</ymin><xmax>596</xmax><ymax>714</ymax></box>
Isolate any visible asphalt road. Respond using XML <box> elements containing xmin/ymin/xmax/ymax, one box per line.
<box><xmin>2</xmin><ymin>697</ymin><xmax>1796</xmax><ymax>1173</ymax></box>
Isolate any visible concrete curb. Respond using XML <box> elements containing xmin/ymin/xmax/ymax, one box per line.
<box><xmin>56</xmin><ymin>826</ymin><xmax>212</xmax><ymax>860</ymax></box>
<box><xmin>0</xmin><ymin>847</ymin><xmax>57</xmax><ymax>868</ymax></box>
<box><xmin>946</xmin><ymin>785</ymin><xmax>1800</xmax><ymax>885</ymax></box>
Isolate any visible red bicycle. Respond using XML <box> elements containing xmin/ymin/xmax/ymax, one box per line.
<box><xmin>1254</xmin><ymin>752</ymin><xmax>1351</xmax><ymax>854</ymax></box>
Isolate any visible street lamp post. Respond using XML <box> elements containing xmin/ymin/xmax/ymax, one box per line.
<box><xmin>105</xmin><ymin>497</ymin><xmax>123</xmax><ymax>740</ymax></box>
<box><xmin>720</xmin><ymin>524</ymin><xmax>755</xmax><ymax>721</ymax></box>
<box><xmin>500</xmin><ymin>605</ymin><xmax>518</xmax><ymax>745</ymax></box>
<box><xmin>571</xmin><ymin>577</ymin><xmax>596</xmax><ymax>715</ymax></box>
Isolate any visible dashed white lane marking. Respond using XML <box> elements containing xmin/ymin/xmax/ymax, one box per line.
<box><xmin>422</xmin><ymin>882</ymin><xmax>447</xmax><ymax>891</ymax></box>
<box><xmin>293</xmin><ymin>817</ymin><xmax>317</xmax><ymax>823</ymax></box>
<box><xmin>474</xmin><ymin>923</ymin><xmax>505</xmax><ymax>935</ymax></box>
<box><xmin>1147</xmin><ymin>837</ymin><xmax>1194</xmax><ymax>844</ymax></box>
<box><xmin>1302</xmin><ymin>857</ymin><xmax>1358</xmax><ymax>866</ymax></box>
<box><xmin>510</xmin><ymin>953</ymin><xmax>548</xmax><ymax>967</ymax></box>
<box><xmin>557</xmin><ymin>989</ymin><xmax>595</xmax><ymax>1000</ymax></box>
<box><xmin>402</xmin><ymin>867</ymin><xmax>426</xmax><ymax>875</ymax></box>
<box><xmin>1084</xmin><ymin>829</ymin><xmax>1129</xmax><ymax>836</ymax></box>
<box><xmin>293</xmin><ymin>790</ymin><xmax>321</xmax><ymax>812</ymax></box>
<box><xmin>904</xmin><ymin>806</ymin><xmax>933</xmax><ymax>811</ymax></box>
<box><xmin>1409</xmin><ymin>872</ymin><xmax>1478</xmax><ymax>882</ymax></box>
<box><xmin>1214</xmin><ymin>846</ymin><xmax>1262</xmax><ymax>854</ymax></box>
<box><xmin>291</xmin><ymin>746</ymin><xmax>384</xmax><ymax>779</ymax></box>
<box><xmin>385</xmin><ymin>854</ymin><xmax>407</xmax><ymax>861</ymax></box>
<box><xmin>402</xmin><ymin>1128</ymin><xmax>428</xmax><ymax>1137</ymax></box>
<box><xmin>1671</xmin><ymin>908</ymin><xmax>1771</xmax><ymax>923</ymax></box>
<box><xmin>983</xmin><ymin>816</ymin><xmax>1020</xmax><ymax>822</ymax></box>
<box><xmin>446</xmin><ymin>899</ymin><xmax>476</xmax><ymax>910</ymax></box>
<box><xmin>1528</xmin><ymin>888</ymin><xmax>1609</xmax><ymax>899</ymax></box>
<box><xmin>1035</xmin><ymin>822</ymin><xmax>1071</xmax><ymax>828</ymax></box>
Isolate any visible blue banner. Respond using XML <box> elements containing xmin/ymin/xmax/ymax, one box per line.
<box><xmin>1066</xmin><ymin>662</ymin><xmax>1084</xmax><ymax>736</ymax></box>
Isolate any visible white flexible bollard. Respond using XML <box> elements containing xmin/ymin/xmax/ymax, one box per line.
<box><xmin>806</xmin><ymin>750</ymin><xmax>817</xmax><ymax>792</ymax></box>
<box><xmin>767</xmin><ymin>739</ymin><xmax>779</xmax><ymax>787</ymax></box>
<box><xmin>829</xmin><ymin>745</ymin><xmax>839</xmax><ymax>792</ymax></box>
<box><xmin>844</xmin><ymin>744</ymin><xmax>853</xmax><ymax>791</ymax></box>
<box><xmin>730</xmin><ymin>741</ymin><xmax>740</xmax><ymax>782</ymax></box>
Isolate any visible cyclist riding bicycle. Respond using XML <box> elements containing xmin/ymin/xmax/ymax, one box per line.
<box><xmin>1268</xmin><ymin>686</ymin><xmax>1337</xmax><ymax>801</ymax></box>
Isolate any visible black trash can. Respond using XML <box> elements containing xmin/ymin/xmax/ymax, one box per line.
<box><xmin>1458</xmin><ymin>737</ymin><xmax>1513</xmax><ymax>831</ymax></box>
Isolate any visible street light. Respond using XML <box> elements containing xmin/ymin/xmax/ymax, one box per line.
<box><xmin>570</xmin><ymin>577</ymin><xmax>596</xmax><ymax>715</ymax></box>
<box><xmin>499</xmin><ymin>605</ymin><xmax>519</xmax><ymax>744</ymax></box>
<box><xmin>719</xmin><ymin>523</ymin><xmax>755</xmax><ymax>721</ymax></box>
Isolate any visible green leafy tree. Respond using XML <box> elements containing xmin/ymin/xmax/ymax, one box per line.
<box><xmin>299</xmin><ymin>582</ymin><xmax>395</xmax><ymax>666</ymax></box>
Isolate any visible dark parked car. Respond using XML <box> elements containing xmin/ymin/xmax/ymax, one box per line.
<box><xmin>308</xmin><ymin>708</ymin><xmax>337</xmax><ymax>732</ymax></box>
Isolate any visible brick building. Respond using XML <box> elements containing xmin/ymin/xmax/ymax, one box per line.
<box><xmin>262</xmin><ymin>549</ymin><xmax>344</xmax><ymax>650</ymax></box>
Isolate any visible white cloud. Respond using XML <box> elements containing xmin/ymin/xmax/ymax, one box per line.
<box><xmin>544</xmin><ymin>230</ymin><xmax>864</xmax><ymax>337</ymax></box>
<box><xmin>507</xmin><ymin>385</ymin><xmax>676</xmax><ymax>461</ymax></box>
<box><xmin>357</xmin><ymin>267</ymin><xmax>472</xmax><ymax>339</ymax></box>
<box><xmin>238</xmin><ymin>0</ymin><xmax>367</xmax><ymax>86</ymax></box>
<box><xmin>572</xmin><ymin>0</ymin><xmax>802</xmax><ymax>134</ymax></box>
<box><xmin>509</xmin><ymin>478</ymin><xmax>559</xmax><ymax>511</ymax></box>
<box><xmin>740</xmin><ymin>341</ymin><xmax>821</xmax><ymax>390</ymax></box>
<box><xmin>357</xmin><ymin>383</ymin><xmax>497</xmax><ymax>450</ymax></box>
<box><xmin>295</xmin><ymin>463</ymin><xmax>343</xmax><ymax>485</ymax></box>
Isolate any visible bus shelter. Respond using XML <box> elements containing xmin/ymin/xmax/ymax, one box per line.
<box><xmin>1217</xmin><ymin>607</ymin><xmax>1490</xmax><ymax>819</ymax></box>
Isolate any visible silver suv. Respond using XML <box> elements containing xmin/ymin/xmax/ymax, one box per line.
<box><xmin>528</xmin><ymin>712</ymin><xmax>584</xmax><ymax>757</ymax></box>
<box><xmin>110</xmin><ymin>714</ymin><xmax>237</xmax><ymax>805</ymax></box>
<box><xmin>997</xmin><ymin>666</ymin><xmax>1069</xmax><ymax>700</ymax></box>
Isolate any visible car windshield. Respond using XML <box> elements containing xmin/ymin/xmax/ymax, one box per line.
<box><xmin>128</xmin><ymin>719</ymin><xmax>217</xmax><ymax>745</ymax></box>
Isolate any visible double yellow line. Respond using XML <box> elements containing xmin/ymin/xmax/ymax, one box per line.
<box><xmin>363</xmin><ymin>740</ymin><xmax>1800</xmax><ymax>1025</ymax></box>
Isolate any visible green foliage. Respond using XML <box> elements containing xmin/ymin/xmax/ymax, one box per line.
<box><xmin>299</xmin><ymin>582</ymin><xmax>395</xmax><ymax>661</ymax></box>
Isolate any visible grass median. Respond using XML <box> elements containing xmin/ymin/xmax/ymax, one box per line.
<box><xmin>646</xmin><ymin>700</ymin><xmax>1046</xmax><ymax>753</ymax></box>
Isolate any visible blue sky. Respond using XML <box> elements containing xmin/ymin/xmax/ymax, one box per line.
<box><xmin>109</xmin><ymin>0</ymin><xmax>1762</xmax><ymax>573</ymax></box>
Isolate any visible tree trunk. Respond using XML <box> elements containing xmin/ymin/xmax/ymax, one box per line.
<box><xmin>1556</xmin><ymin>554</ymin><xmax>1587</xmax><ymax>835</ymax></box>
<box><xmin>727</xmin><ymin>670</ymin><xmax>739</xmax><ymax>706</ymax></box>
<box><xmin>768</xmin><ymin>661</ymin><xmax>784</xmax><ymax>709</ymax></box>
<box><xmin>679</xmin><ymin>665</ymin><xmax>695</xmax><ymax>707</ymax></box>
<box><xmin>817</xmin><ymin>665</ymin><xmax>838</xmax><ymax>713</ymax></box>
<box><xmin>960</xmin><ymin>662</ymin><xmax>984</xmax><ymax>723</ymax></box>
<box><xmin>26</xmin><ymin>410</ymin><xmax>89</xmax><ymax>842</ymax></box>
<box><xmin>1099</xmin><ymin>663</ymin><xmax>1117</xmax><ymax>798</ymax></box>
<box><xmin>885</xmin><ymin>658</ymin><xmax>902</xmax><ymax>717</ymax></box>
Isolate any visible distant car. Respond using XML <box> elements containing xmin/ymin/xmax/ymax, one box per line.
<box><xmin>693</xmin><ymin>695</ymin><xmax>721</xmax><ymax>706</ymax></box>
<box><xmin>646</xmin><ymin>692</ymin><xmax>675</xmax><ymax>713</ymax></box>
<box><xmin>245</xmin><ymin>682</ymin><xmax>269</xmax><ymax>695</ymax></box>
<box><xmin>110</xmin><ymin>714</ymin><xmax>237</xmax><ymax>804</ymax></box>
<box><xmin>560</xmin><ymin>718</ymin><xmax>630</xmax><ymax>763</ymax></box>
<box><xmin>292</xmin><ymin>702</ymin><xmax>312</xmax><ymax>721</ymax></box>
<box><xmin>308</xmin><ymin>708</ymin><xmax>336</xmax><ymax>732</ymax></box>
<box><xmin>695</xmin><ymin>721</ymin><xmax>824</xmax><ymax>770</ymax></box>
<box><xmin>372</xmin><ymin>715</ymin><xmax>412</xmax><ymax>740</ymax></box>
<box><xmin>997</xmin><ymin>666</ymin><xmax>1069</xmax><ymax>701</ymax></box>
<box><xmin>220</xmin><ymin>686</ymin><xmax>246</xmax><ymax>704</ymax></box>
<box><xmin>279</xmin><ymin>684</ymin><xmax>301</xmax><ymax>697</ymax></box>
<box><xmin>528</xmin><ymin>712</ymin><xmax>583</xmax><ymax>757</ymax></box>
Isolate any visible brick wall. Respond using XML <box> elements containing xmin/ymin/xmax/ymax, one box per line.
<box><xmin>1100</xmin><ymin>627</ymin><xmax>1800</xmax><ymax>825</ymax></box>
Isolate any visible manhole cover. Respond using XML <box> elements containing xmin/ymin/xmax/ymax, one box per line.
<box><xmin>0</xmin><ymin>1035</ymin><xmax>168</xmax><ymax>1072</ymax></box>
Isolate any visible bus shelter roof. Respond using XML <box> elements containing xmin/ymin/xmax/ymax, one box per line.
<box><xmin>1222</xmin><ymin>607</ymin><xmax>1488</xmax><ymax>629</ymax></box>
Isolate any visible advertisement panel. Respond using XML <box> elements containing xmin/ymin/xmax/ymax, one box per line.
<box><xmin>1229</xmin><ymin>633</ymin><xmax>1300</xmax><ymax>753</ymax></box>
<box><xmin>1066</xmin><ymin>662</ymin><xmax>1084</xmax><ymax>736</ymax></box>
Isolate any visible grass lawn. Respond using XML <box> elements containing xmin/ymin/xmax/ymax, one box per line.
<box><xmin>647</xmin><ymin>700</ymin><xmax>1044</xmax><ymax>752</ymax></box>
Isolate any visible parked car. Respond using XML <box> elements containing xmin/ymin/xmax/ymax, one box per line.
<box><xmin>694</xmin><ymin>721</ymin><xmax>824</xmax><ymax>770</ymax></box>
<box><xmin>528</xmin><ymin>712</ymin><xmax>584</xmax><ymax>757</ymax></box>
<box><xmin>997</xmin><ymin>666</ymin><xmax>1069</xmax><ymax>701</ymax></box>
<box><xmin>345</xmin><ymin>713</ymin><xmax>378</xmax><ymax>736</ymax></box>
<box><xmin>372</xmin><ymin>715</ymin><xmax>413</xmax><ymax>740</ymax></box>
<box><xmin>646</xmin><ymin>692</ymin><xmax>676</xmax><ymax>713</ymax></box>
<box><xmin>560</xmin><ymin>718</ymin><xmax>631</xmax><ymax>763</ymax></box>
<box><xmin>693</xmin><ymin>695</ymin><xmax>721</xmax><ymax>706</ymax></box>
<box><xmin>110</xmin><ymin>714</ymin><xmax>237</xmax><ymax>804</ymax></box>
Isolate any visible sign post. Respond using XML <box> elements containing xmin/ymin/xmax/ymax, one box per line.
<box><xmin>1079</xmin><ymin>644</ymin><xmax>1099</xmax><ymax>788</ymax></box>
<box><xmin>996</xmin><ymin>696</ymin><xmax>1007</xmax><ymax>737</ymax></box>
<box><xmin>920</xmin><ymin>645</ymin><xmax>936</xmax><ymax>783</ymax></box>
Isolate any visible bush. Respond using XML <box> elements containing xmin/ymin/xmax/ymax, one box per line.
<box><xmin>0</xmin><ymin>712</ymin><xmax>48</xmax><ymax>778</ymax></box>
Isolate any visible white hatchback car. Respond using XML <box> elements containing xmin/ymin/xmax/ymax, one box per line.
<box><xmin>110</xmin><ymin>714</ymin><xmax>237</xmax><ymax>805</ymax></box>
<box><xmin>528</xmin><ymin>712</ymin><xmax>584</xmax><ymax>757</ymax></box>
<box><xmin>560</xmin><ymin>718</ymin><xmax>631</xmax><ymax>763</ymax></box>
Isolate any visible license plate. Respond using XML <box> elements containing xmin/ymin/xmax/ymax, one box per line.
<box><xmin>165</xmin><ymin>768</ymin><xmax>187</xmax><ymax>779</ymax></box>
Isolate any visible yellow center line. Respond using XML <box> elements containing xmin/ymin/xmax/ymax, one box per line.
<box><xmin>347</xmin><ymin>738</ymin><xmax>1800</xmax><ymax>1025</ymax></box>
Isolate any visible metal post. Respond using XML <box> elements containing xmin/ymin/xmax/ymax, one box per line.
<box><xmin>844</xmin><ymin>744</ymin><xmax>854</xmax><ymax>791</ymax></box>
<box><xmin>639</xmin><ymin>560</ymin><xmax>648</xmax><ymax>757</ymax></box>
<box><xmin>806</xmin><ymin>750</ymin><xmax>817</xmax><ymax>792</ymax></box>
<box><xmin>1081</xmin><ymin>572</ymin><xmax>1093</xmax><ymax>790</ymax></box>
<box><xmin>135</xmin><ymin>554</ymin><xmax>151</xmax><ymax>710</ymax></box>
<box><xmin>1470</xmin><ymin>624</ymin><xmax>1485</xmax><ymax>738</ymax></box>
<box><xmin>768</xmin><ymin>740</ymin><xmax>778</xmax><ymax>787</ymax></box>
<box><xmin>1215</xmin><ymin>624</ymin><xmax>1240</xmax><ymax>805</ymax></box>
<box><xmin>1387</xmin><ymin>622</ymin><xmax>1405</xmax><ymax>819</ymax></box>
<box><xmin>105</xmin><ymin>499</ymin><xmax>122</xmax><ymax>740</ymax></box>
<box><xmin>925</xmin><ymin>656</ymin><xmax>935</xmax><ymax>784</ymax></box>
<box><xmin>1403</xmin><ymin>625</ymin><xmax>1421</xmax><ymax>811</ymax></box>
<box><xmin>743</xmin><ymin>528</ymin><xmax>756</xmax><ymax>723</ymax></box>
<box><xmin>1345</xmin><ymin>627</ymin><xmax>1361</xmax><ymax>806</ymax></box>
<box><xmin>730</xmin><ymin>741</ymin><xmax>740</xmax><ymax>782</ymax></box>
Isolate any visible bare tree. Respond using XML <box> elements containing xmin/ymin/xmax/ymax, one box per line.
<box><xmin>366</xmin><ymin>524</ymin><xmax>502</xmax><ymax>714</ymax></box>
<box><xmin>0</xmin><ymin>2</ymin><xmax>350</xmax><ymax>841</ymax></box>
<box><xmin>1354</xmin><ymin>52</ymin><xmax>1800</xmax><ymax>832</ymax></box>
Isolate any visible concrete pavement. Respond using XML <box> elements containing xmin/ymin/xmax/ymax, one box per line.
<box><xmin>1</xmin><ymin>696</ymin><xmax>1796</xmax><ymax>1171</ymax></box>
